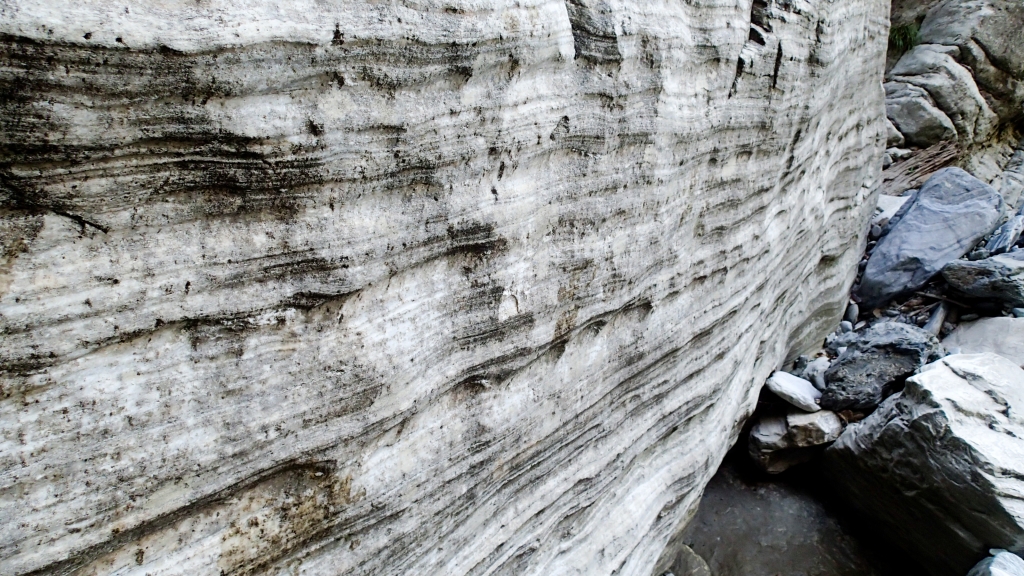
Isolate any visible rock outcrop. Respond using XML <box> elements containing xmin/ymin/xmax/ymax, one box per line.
<box><xmin>825</xmin><ymin>354</ymin><xmax>1024</xmax><ymax>576</ymax></box>
<box><xmin>0</xmin><ymin>1</ymin><xmax>887</xmax><ymax>574</ymax></box>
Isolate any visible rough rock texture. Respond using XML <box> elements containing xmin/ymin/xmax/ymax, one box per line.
<box><xmin>943</xmin><ymin>318</ymin><xmax>1024</xmax><ymax>366</ymax></box>
<box><xmin>821</xmin><ymin>322</ymin><xmax>943</xmax><ymax>412</ymax></box>
<box><xmin>857</xmin><ymin>167</ymin><xmax>1005</xmax><ymax>308</ymax></box>
<box><xmin>825</xmin><ymin>354</ymin><xmax>1024</xmax><ymax>576</ymax></box>
<box><xmin>944</xmin><ymin>251</ymin><xmax>1024</xmax><ymax>306</ymax></box>
<box><xmin>919</xmin><ymin>0</ymin><xmax>1024</xmax><ymax>124</ymax></box>
<box><xmin>885</xmin><ymin>81</ymin><xmax>958</xmax><ymax>147</ymax></box>
<box><xmin>888</xmin><ymin>44</ymin><xmax>997</xmax><ymax>147</ymax></box>
<box><xmin>0</xmin><ymin>1</ymin><xmax>887</xmax><ymax>574</ymax></box>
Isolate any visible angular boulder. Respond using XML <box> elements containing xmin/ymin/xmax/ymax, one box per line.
<box><xmin>748</xmin><ymin>410</ymin><xmax>843</xmax><ymax>473</ymax></box>
<box><xmin>885</xmin><ymin>81</ymin><xmax>958</xmax><ymax>147</ymax></box>
<box><xmin>944</xmin><ymin>251</ymin><xmax>1024</xmax><ymax>306</ymax></box>
<box><xmin>825</xmin><ymin>354</ymin><xmax>1024</xmax><ymax>576</ymax></box>
<box><xmin>888</xmin><ymin>44</ymin><xmax>998</xmax><ymax>146</ymax></box>
<box><xmin>943</xmin><ymin>317</ymin><xmax>1024</xmax><ymax>366</ymax></box>
<box><xmin>822</xmin><ymin>322</ymin><xmax>944</xmax><ymax>412</ymax></box>
<box><xmin>857</xmin><ymin>167</ymin><xmax>1005</xmax><ymax>308</ymax></box>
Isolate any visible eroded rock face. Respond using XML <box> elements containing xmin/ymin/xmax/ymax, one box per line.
<box><xmin>0</xmin><ymin>1</ymin><xmax>886</xmax><ymax>574</ymax></box>
<box><xmin>825</xmin><ymin>354</ymin><xmax>1024</xmax><ymax>576</ymax></box>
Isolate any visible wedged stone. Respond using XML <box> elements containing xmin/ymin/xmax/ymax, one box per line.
<box><xmin>857</xmin><ymin>167</ymin><xmax>1005</xmax><ymax>308</ymax></box>
<box><xmin>748</xmin><ymin>410</ymin><xmax>842</xmax><ymax>474</ymax></box>
<box><xmin>799</xmin><ymin>356</ymin><xmax>832</xmax><ymax>391</ymax></box>
<box><xmin>969</xmin><ymin>551</ymin><xmax>1024</xmax><ymax>576</ymax></box>
<box><xmin>943</xmin><ymin>317</ymin><xmax>1024</xmax><ymax>367</ymax></box>
<box><xmin>944</xmin><ymin>251</ymin><xmax>1024</xmax><ymax>306</ymax></box>
<box><xmin>888</xmin><ymin>44</ymin><xmax>998</xmax><ymax>146</ymax></box>
<box><xmin>822</xmin><ymin>322</ymin><xmax>944</xmax><ymax>412</ymax></box>
<box><xmin>874</xmin><ymin>194</ymin><xmax>910</xmax><ymax>227</ymax></box>
<box><xmin>786</xmin><ymin>410</ymin><xmax>843</xmax><ymax>447</ymax></box>
<box><xmin>766</xmin><ymin>371</ymin><xmax>822</xmax><ymax>412</ymax></box>
<box><xmin>885</xmin><ymin>118</ymin><xmax>905</xmax><ymax>148</ymax></box>
<box><xmin>824</xmin><ymin>354</ymin><xmax>1024</xmax><ymax>576</ymax></box>
<box><xmin>885</xmin><ymin>81</ymin><xmax>957</xmax><ymax>147</ymax></box>
<box><xmin>987</xmin><ymin>214</ymin><xmax>1024</xmax><ymax>255</ymax></box>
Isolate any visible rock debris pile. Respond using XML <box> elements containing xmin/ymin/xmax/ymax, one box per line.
<box><xmin>738</xmin><ymin>130</ymin><xmax>1024</xmax><ymax>576</ymax></box>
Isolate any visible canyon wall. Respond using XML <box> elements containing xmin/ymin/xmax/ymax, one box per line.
<box><xmin>0</xmin><ymin>0</ymin><xmax>886</xmax><ymax>574</ymax></box>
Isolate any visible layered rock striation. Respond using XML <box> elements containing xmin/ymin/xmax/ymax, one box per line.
<box><xmin>0</xmin><ymin>0</ymin><xmax>886</xmax><ymax>574</ymax></box>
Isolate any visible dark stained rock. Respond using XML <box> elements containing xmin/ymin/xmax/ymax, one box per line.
<box><xmin>821</xmin><ymin>322</ymin><xmax>943</xmax><ymax>412</ymax></box>
<box><xmin>943</xmin><ymin>250</ymin><xmax>1024</xmax><ymax>306</ymax></box>
<box><xmin>857</xmin><ymin>168</ymin><xmax>1005</xmax><ymax>308</ymax></box>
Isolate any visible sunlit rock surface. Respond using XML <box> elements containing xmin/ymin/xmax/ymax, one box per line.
<box><xmin>0</xmin><ymin>0</ymin><xmax>885</xmax><ymax>574</ymax></box>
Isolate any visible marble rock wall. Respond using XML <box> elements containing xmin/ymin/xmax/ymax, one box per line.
<box><xmin>0</xmin><ymin>0</ymin><xmax>886</xmax><ymax>574</ymax></box>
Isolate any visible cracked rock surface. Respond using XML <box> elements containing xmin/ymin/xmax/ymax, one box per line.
<box><xmin>825</xmin><ymin>354</ymin><xmax>1024</xmax><ymax>576</ymax></box>
<box><xmin>0</xmin><ymin>0</ymin><xmax>886</xmax><ymax>574</ymax></box>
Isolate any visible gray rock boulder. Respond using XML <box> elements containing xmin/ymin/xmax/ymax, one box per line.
<box><xmin>885</xmin><ymin>81</ymin><xmax>958</xmax><ymax>147</ymax></box>
<box><xmin>969</xmin><ymin>551</ymin><xmax>1024</xmax><ymax>576</ymax></box>
<box><xmin>888</xmin><ymin>44</ymin><xmax>998</xmax><ymax>146</ymax></box>
<box><xmin>825</xmin><ymin>353</ymin><xmax>1024</xmax><ymax>576</ymax></box>
<box><xmin>766</xmin><ymin>371</ymin><xmax>822</xmax><ymax>412</ymax></box>
<box><xmin>857</xmin><ymin>167</ymin><xmax>1005</xmax><ymax>308</ymax></box>
<box><xmin>944</xmin><ymin>251</ymin><xmax>1024</xmax><ymax>306</ymax></box>
<box><xmin>920</xmin><ymin>0</ymin><xmax>1024</xmax><ymax>123</ymax></box>
<box><xmin>821</xmin><ymin>322</ymin><xmax>944</xmax><ymax>412</ymax></box>
<box><xmin>943</xmin><ymin>318</ymin><xmax>1024</xmax><ymax>367</ymax></box>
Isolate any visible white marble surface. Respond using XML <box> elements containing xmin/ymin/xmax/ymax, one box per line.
<box><xmin>0</xmin><ymin>0</ymin><xmax>886</xmax><ymax>573</ymax></box>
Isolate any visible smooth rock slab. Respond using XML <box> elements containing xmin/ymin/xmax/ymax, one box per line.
<box><xmin>825</xmin><ymin>354</ymin><xmax>1024</xmax><ymax>576</ymax></box>
<box><xmin>944</xmin><ymin>251</ymin><xmax>1024</xmax><ymax>306</ymax></box>
<box><xmin>822</xmin><ymin>322</ymin><xmax>944</xmax><ymax>412</ymax></box>
<box><xmin>766</xmin><ymin>371</ymin><xmax>822</xmax><ymax>412</ymax></box>
<box><xmin>857</xmin><ymin>167</ymin><xmax>1005</xmax><ymax>308</ymax></box>
<box><xmin>943</xmin><ymin>317</ymin><xmax>1024</xmax><ymax>367</ymax></box>
<box><xmin>969</xmin><ymin>551</ymin><xmax>1024</xmax><ymax>576</ymax></box>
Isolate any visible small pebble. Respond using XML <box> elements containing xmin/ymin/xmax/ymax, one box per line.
<box><xmin>1013</xmin><ymin>308</ymin><xmax>1024</xmax><ymax>318</ymax></box>
<box><xmin>844</xmin><ymin>302</ymin><xmax>859</xmax><ymax>323</ymax></box>
<box><xmin>840</xmin><ymin>320</ymin><xmax>853</xmax><ymax>333</ymax></box>
<box><xmin>961</xmin><ymin>313</ymin><xmax>980</xmax><ymax>322</ymax></box>
<box><xmin>836</xmin><ymin>346</ymin><xmax>848</xmax><ymax>356</ymax></box>
<box><xmin>968</xmin><ymin>248</ymin><xmax>991</xmax><ymax>261</ymax></box>
<box><xmin>858</xmin><ymin>261</ymin><xmax>867</xmax><ymax>273</ymax></box>
<box><xmin>869</xmin><ymin>225</ymin><xmax>882</xmax><ymax>239</ymax></box>
<box><xmin>885</xmin><ymin>309</ymin><xmax>900</xmax><ymax>317</ymax></box>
